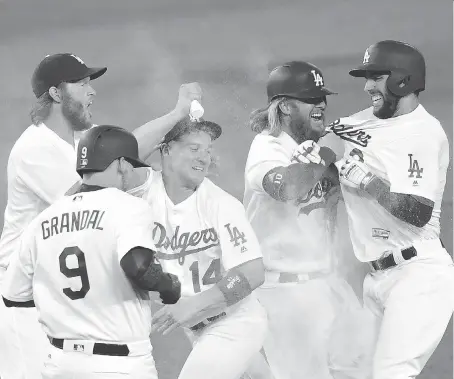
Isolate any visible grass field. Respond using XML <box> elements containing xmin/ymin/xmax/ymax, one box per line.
<box><xmin>0</xmin><ymin>0</ymin><xmax>452</xmax><ymax>378</ymax></box>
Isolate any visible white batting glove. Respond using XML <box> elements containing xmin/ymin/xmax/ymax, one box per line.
<box><xmin>292</xmin><ymin>140</ymin><xmax>325</xmax><ymax>165</ymax></box>
<box><xmin>335</xmin><ymin>158</ymin><xmax>376</xmax><ymax>190</ymax></box>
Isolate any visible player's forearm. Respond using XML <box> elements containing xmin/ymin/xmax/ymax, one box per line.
<box><xmin>133</xmin><ymin>109</ymin><xmax>186</xmax><ymax>160</ymax></box>
<box><xmin>265</xmin><ymin>147</ymin><xmax>336</xmax><ymax>201</ymax></box>
<box><xmin>192</xmin><ymin>258</ymin><xmax>265</xmax><ymax>313</ymax></box>
<box><xmin>364</xmin><ymin>177</ymin><xmax>433</xmax><ymax>227</ymax></box>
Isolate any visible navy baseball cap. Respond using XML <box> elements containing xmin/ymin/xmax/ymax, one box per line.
<box><xmin>162</xmin><ymin>116</ymin><xmax>222</xmax><ymax>145</ymax></box>
<box><xmin>76</xmin><ymin>125</ymin><xmax>149</xmax><ymax>177</ymax></box>
<box><xmin>32</xmin><ymin>53</ymin><xmax>107</xmax><ymax>98</ymax></box>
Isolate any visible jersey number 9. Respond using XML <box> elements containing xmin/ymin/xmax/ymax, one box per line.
<box><xmin>59</xmin><ymin>246</ymin><xmax>90</xmax><ymax>300</ymax></box>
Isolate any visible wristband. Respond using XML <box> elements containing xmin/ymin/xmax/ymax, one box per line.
<box><xmin>360</xmin><ymin>172</ymin><xmax>376</xmax><ymax>191</ymax></box>
<box><xmin>217</xmin><ymin>268</ymin><xmax>253</xmax><ymax>307</ymax></box>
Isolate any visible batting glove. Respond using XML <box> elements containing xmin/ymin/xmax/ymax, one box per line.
<box><xmin>335</xmin><ymin>158</ymin><xmax>376</xmax><ymax>190</ymax></box>
<box><xmin>292</xmin><ymin>140</ymin><xmax>325</xmax><ymax>165</ymax></box>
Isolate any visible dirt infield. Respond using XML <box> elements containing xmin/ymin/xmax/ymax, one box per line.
<box><xmin>0</xmin><ymin>0</ymin><xmax>452</xmax><ymax>378</ymax></box>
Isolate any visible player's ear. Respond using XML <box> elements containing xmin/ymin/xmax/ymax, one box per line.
<box><xmin>161</xmin><ymin>143</ymin><xmax>171</xmax><ymax>156</ymax></box>
<box><xmin>48</xmin><ymin>86</ymin><xmax>62</xmax><ymax>103</ymax></box>
<box><xmin>278</xmin><ymin>99</ymin><xmax>291</xmax><ymax>115</ymax></box>
<box><xmin>117</xmin><ymin>157</ymin><xmax>129</xmax><ymax>174</ymax></box>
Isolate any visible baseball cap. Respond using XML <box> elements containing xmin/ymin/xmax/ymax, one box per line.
<box><xmin>32</xmin><ymin>53</ymin><xmax>107</xmax><ymax>98</ymax></box>
<box><xmin>161</xmin><ymin>116</ymin><xmax>222</xmax><ymax>146</ymax></box>
<box><xmin>76</xmin><ymin>125</ymin><xmax>150</xmax><ymax>177</ymax></box>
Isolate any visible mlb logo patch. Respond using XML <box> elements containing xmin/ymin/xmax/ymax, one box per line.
<box><xmin>73</xmin><ymin>344</ymin><xmax>85</xmax><ymax>352</ymax></box>
<box><xmin>80</xmin><ymin>158</ymin><xmax>88</xmax><ymax>167</ymax></box>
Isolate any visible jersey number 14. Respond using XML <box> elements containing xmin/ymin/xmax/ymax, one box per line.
<box><xmin>189</xmin><ymin>258</ymin><xmax>221</xmax><ymax>293</ymax></box>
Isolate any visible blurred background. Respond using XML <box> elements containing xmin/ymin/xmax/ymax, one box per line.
<box><xmin>0</xmin><ymin>0</ymin><xmax>452</xmax><ymax>378</ymax></box>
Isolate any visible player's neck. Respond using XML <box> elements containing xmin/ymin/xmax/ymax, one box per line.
<box><xmin>162</xmin><ymin>173</ymin><xmax>196</xmax><ymax>205</ymax></box>
<box><xmin>393</xmin><ymin>94</ymin><xmax>420</xmax><ymax>118</ymax></box>
<box><xmin>43</xmin><ymin>111</ymin><xmax>76</xmax><ymax>147</ymax></box>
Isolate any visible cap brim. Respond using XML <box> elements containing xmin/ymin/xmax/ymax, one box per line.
<box><xmin>349</xmin><ymin>64</ymin><xmax>390</xmax><ymax>77</ymax></box>
<box><xmin>87</xmin><ymin>67</ymin><xmax>107</xmax><ymax>80</ymax></box>
<box><xmin>125</xmin><ymin>157</ymin><xmax>150</xmax><ymax>169</ymax></box>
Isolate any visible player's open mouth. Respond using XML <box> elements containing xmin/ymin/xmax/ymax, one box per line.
<box><xmin>371</xmin><ymin>94</ymin><xmax>383</xmax><ymax>107</ymax></box>
<box><xmin>310</xmin><ymin>112</ymin><xmax>323</xmax><ymax>121</ymax></box>
<box><xmin>193</xmin><ymin>166</ymin><xmax>204</xmax><ymax>171</ymax></box>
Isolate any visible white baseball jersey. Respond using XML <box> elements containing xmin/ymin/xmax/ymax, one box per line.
<box><xmin>243</xmin><ymin>131</ymin><xmax>338</xmax><ymax>273</ymax></box>
<box><xmin>0</xmin><ymin>124</ymin><xmax>81</xmax><ymax>273</ymax></box>
<box><xmin>2</xmin><ymin>187</ymin><xmax>157</xmax><ymax>342</ymax></box>
<box><xmin>331</xmin><ymin>105</ymin><xmax>449</xmax><ymax>262</ymax></box>
<box><xmin>129</xmin><ymin>170</ymin><xmax>262</xmax><ymax>298</ymax></box>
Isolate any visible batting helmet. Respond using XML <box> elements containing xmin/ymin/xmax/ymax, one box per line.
<box><xmin>267</xmin><ymin>61</ymin><xmax>337</xmax><ymax>103</ymax></box>
<box><xmin>76</xmin><ymin>125</ymin><xmax>149</xmax><ymax>177</ymax></box>
<box><xmin>349</xmin><ymin>40</ymin><xmax>426</xmax><ymax>97</ymax></box>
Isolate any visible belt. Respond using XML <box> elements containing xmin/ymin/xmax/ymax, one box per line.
<box><xmin>371</xmin><ymin>246</ymin><xmax>417</xmax><ymax>271</ymax></box>
<box><xmin>278</xmin><ymin>271</ymin><xmax>327</xmax><ymax>283</ymax></box>
<box><xmin>264</xmin><ymin>270</ymin><xmax>329</xmax><ymax>285</ymax></box>
<box><xmin>48</xmin><ymin>337</ymin><xmax>130</xmax><ymax>356</ymax></box>
<box><xmin>190</xmin><ymin>312</ymin><xmax>226</xmax><ymax>332</ymax></box>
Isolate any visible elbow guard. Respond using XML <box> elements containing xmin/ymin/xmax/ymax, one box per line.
<box><xmin>120</xmin><ymin>247</ymin><xmax>181</xmax><ymax>303</ymax></box>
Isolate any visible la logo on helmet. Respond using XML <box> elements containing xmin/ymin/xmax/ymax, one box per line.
<box><xmin>363</xmin><ymin>50</ymin><xmax>370</xmax><ymax>64</ymax></box>
<box><xmin>310</xmin><ymin>70</ymin><xmax>324</xmax><ymax>87</ymax></box>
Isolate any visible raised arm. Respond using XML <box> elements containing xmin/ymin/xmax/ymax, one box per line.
<box><xmin>133</xmin><ymin>83</ymin><xmax>202</xmax><ymax>160</ymax></box>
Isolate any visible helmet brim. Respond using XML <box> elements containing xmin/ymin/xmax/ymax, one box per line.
<box><xmin>349</xmin><ymin>64</ymin><xmax>390</xmax><ymax>77</ymax></box>
<box><xmin>269</xmin><ymin>86</ymin><xmax>337</xmax><ymax>102</ymax></box>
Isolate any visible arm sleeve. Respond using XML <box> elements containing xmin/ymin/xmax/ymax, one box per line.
<box><xmin>2</xmin><ymin>224</ymin><xmax>36</xmax><ymax>302</ymax></box>
<box><xmin>115</xmin><ymin>198</ymin><xmax>158</xmax><ymax>263</ymax></box>
<box><xmin>246</xmin><ymin>142</ymin><xmax>291</xmax><ymax>193</ymax></box>
<box><xmin>379</xmin><ymin>135</ymin><xmax>443</xmax><ymax>202</ymax></box>
<box><xmin>18</xmin><ymin>146</ymin><xmax>81</xmax><ymax>204</ymax></box>
<box><xmin>215</xmin><ymin>198</ymin><xmax>263</xmax><ymax>271</ymax></box>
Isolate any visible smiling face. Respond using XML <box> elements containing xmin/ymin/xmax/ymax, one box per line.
<box><xmin>285</xmin><ymin>97</ymin><xmax>327</xmax><ymax>143</ymax></box>
<box><xmin>60</xmin><ymin>77</ymin><xmax>96</xmax><ymax>131</ymax></box>
<box><xmin>163</xmin><ymin>130</ymin><xmax>213</xmax><ymax>189</ymax></box>
<box><xmin>364</xmin><ymin>73</ymin><xmax>399</xmax><ymax>119</ymax></box>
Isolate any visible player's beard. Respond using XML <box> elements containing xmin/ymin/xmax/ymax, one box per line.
<box><xmin>291</xmin><ymin>119</ymin><xmax>322</xmax><ymax>144</ymax></box>
<box><xmin>373</xmin><ymin>89</ymin><xmax>399</xmax><ymax>119</ymax></box>
<box><xmin>61</xmin><ymin>92</ymin><xmax>92</xmax><ymax>132</ymax></box>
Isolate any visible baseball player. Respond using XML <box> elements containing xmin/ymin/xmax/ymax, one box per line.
<box><xmin>2</xmin><ymin>125</ymin><xmax>181</xmax><ymax>379</ymax></box>
<box><xmin>243</xmin><ymin>61</ymin><xmax>374</xmax><ymax>379</ymax></box>
<box><xmin>0</xmin><ymin>52</ymin><xmax>201</xmax><ymax>379</ymax></box>
<box><xmin>127</xmin><ymin>116</ymin><xmax>269</xmax><ymax>379</ymax></box>
<box><xmin>332</xmin><ymin>40</ymin><xmax>454</xmax><ymax>379</ymax></box>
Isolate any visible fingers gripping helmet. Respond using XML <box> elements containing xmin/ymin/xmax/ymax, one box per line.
<box><xmin>267</xmin><ymin>61</ymin><xmax>336</xmax><ymax>103</ymax></box>
<box><xmin>349</xmin><ymin>40</ymin><xmax>426</xmax><ymax>97</ymax></box>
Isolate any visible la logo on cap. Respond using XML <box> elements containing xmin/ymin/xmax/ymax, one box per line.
<box><xmin>363</xmin><ymin>49</ymin><xmax>370</xmax><ymax>64</ymax></box>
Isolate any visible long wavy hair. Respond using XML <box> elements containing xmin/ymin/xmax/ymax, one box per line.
<box><xmin>249</xmin><ymin>97</ymin><xmax>287</xmax><ymax>136</ymax></box>
<box><xmin>29</xmin><ymin>92</ymin><xmax>54</xmax><ymax>125</ymax></box>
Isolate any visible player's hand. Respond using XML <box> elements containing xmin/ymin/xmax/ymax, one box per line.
<box><xmin>174</xmin><ymin>82</ymin><xmax>202</xmax><ymax>118</ymax></box>
<box><xmin>335</xmin><ymin>157</ymin><xmax>376</xmax><ymax>191</ymax></box>
<box><xmin>158</xmin><ymin>273</ymin><xmax>181</xmax><ymax>304</ymax></box>
<box><xmin>291</xmin><ymin>140</ymin><xmax>325</xmax><ymax>165</ymax></box>
<box><xmin>151</xmin><ymin>296</ymin><xmax>203</xmax><ymax>336</ymax></box>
